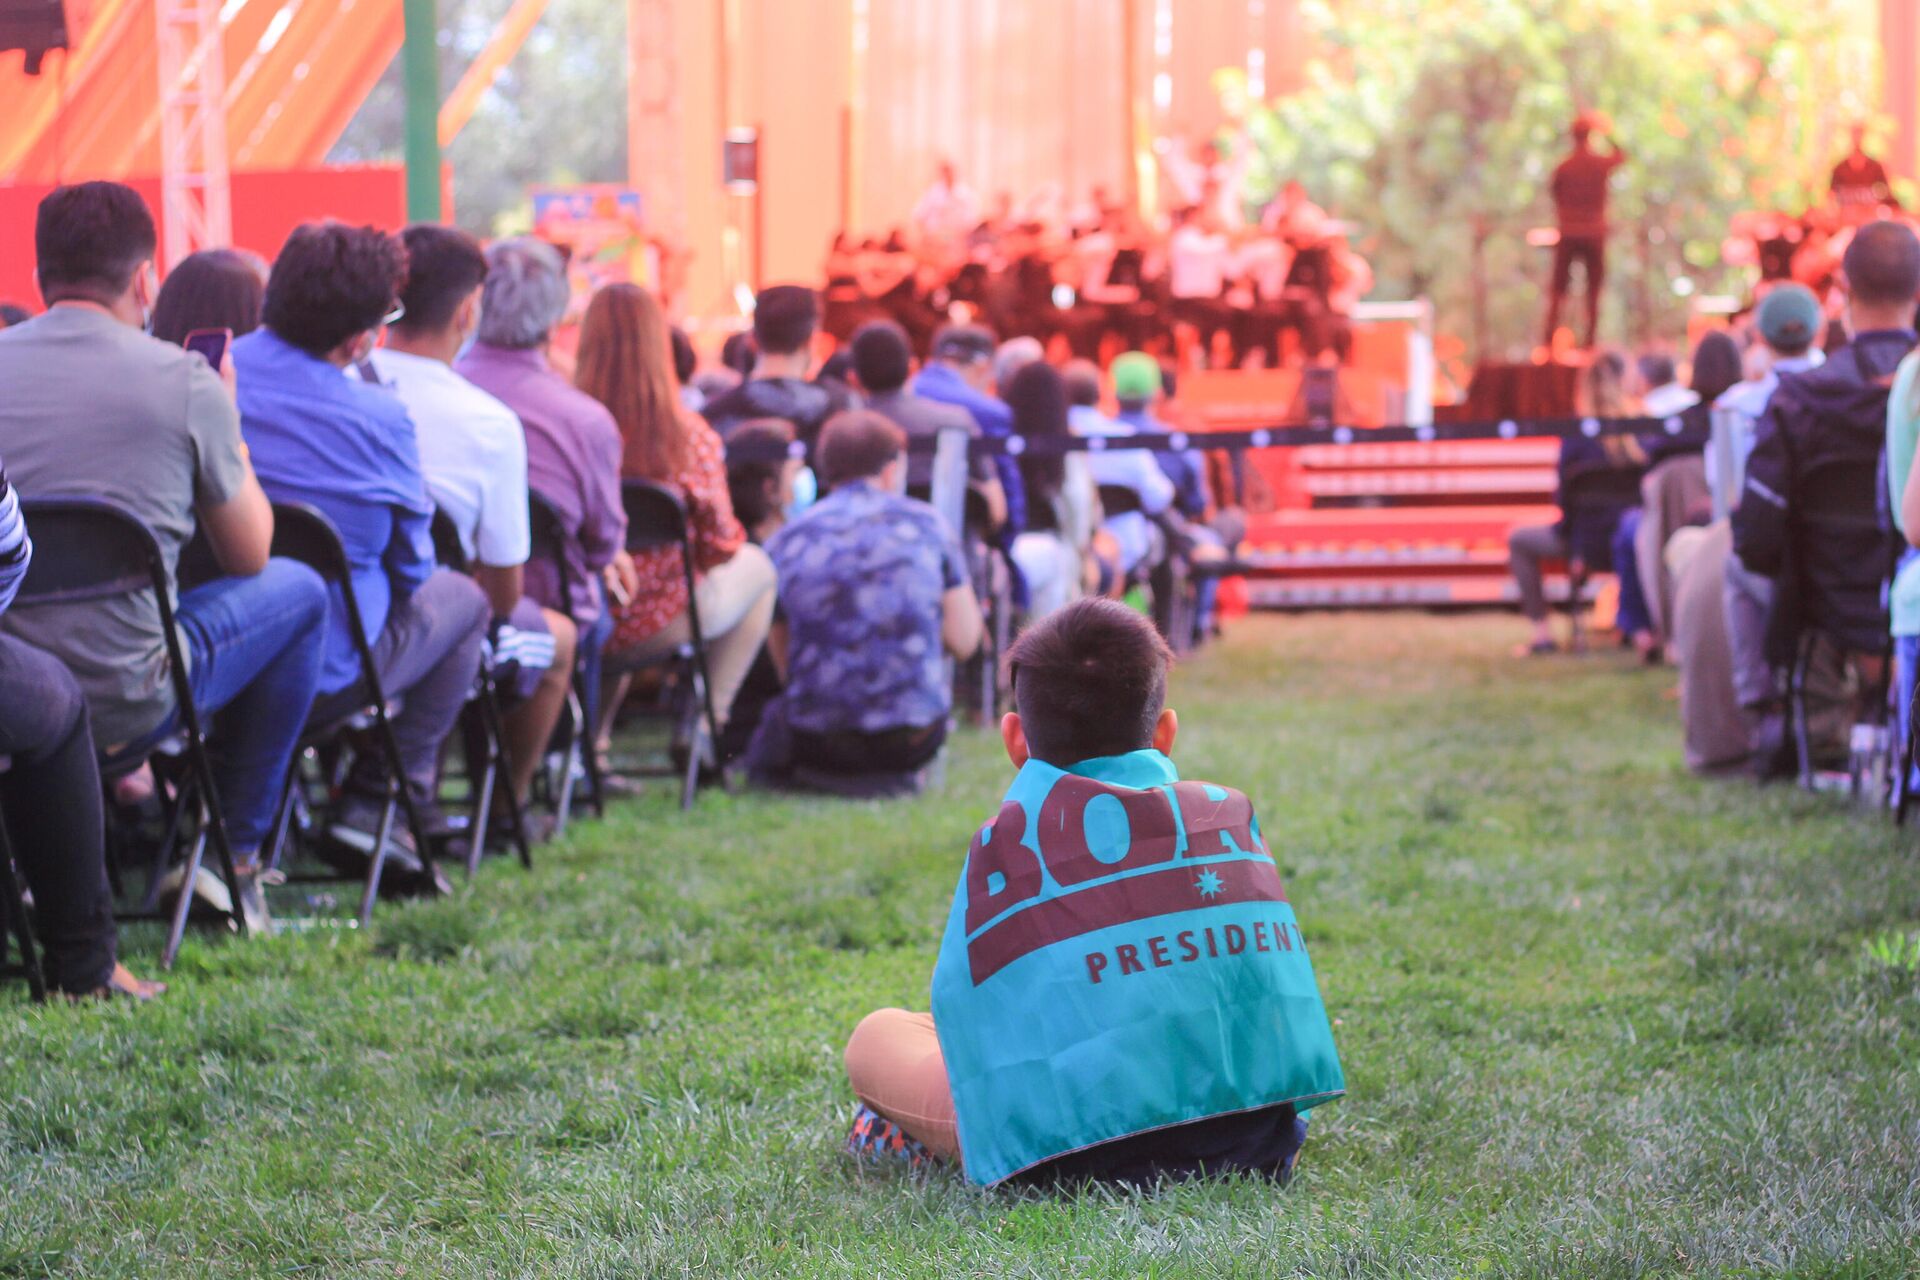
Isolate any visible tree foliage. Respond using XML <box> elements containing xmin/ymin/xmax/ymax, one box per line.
<box><xmin>1238</xmin><ymin>0</ymin><xmax>1885</xmax><ymax>357</ymax></box>
<box><xmin>330</xmin><ymin>0</ymin><xmax>629</xmax><ymax>237</ymax></box>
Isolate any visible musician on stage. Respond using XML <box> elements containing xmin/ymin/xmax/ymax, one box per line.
<box><xmin>1543</xmin><ymin>112</ymin><xmax>1627</xmax><ymax>350</ymax></box>
<box><xmin>1831</xmin><ymin>122</ymin><xmax>1901</xmax><ymax>221</ymax></box>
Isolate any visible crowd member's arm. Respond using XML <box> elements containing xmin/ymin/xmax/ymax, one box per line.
<box><xmin>578</xmin><ymin>411</ymin><xmax>637</xmax><ymax>600</ymax></box>
<box><xmin>976</xmin><ymin>401</ymin><xmax>1027</xmax><ymax>534</ymax></box>
<box><xmin>384</xmin><ymin>502</ymin><xmax>437</xmax><ymax>601</ymax></box>
<box><xmin>0</xmin><ymin>461</ymin><xmax>29</xmax><ymax>616</ymax></box>
<box><xmin>943</xmin><ymin>584</ymin><xmax>984</xmax><ymax>659</ymax></box>
<box><xmin>1730</xmin><ymin>400</ymin><xmax>1793</xmax><ymax>575</ymax></box>
<box><xmin>474</xmin><ymin>565</ymin><xmax>524</xmax><ymax>620</ymax></box>
<box><xmin>767</xmin><ymin>618</ymin><xmax>791</xmax><ymax>681</ymax></box>
<box><xmin>473</xmin><ymin>414</ymin><xmax>533</xmax><ymax>619</ymax></box>
<box><xmin>191</xmin><ymin>362</ymin><xmax>273</xmax><ymax>577</ymax></box>
<box><xmin>685</xmin><ymin>419</ymin><xmax>748</xmax><ymax>572</ymax></box>
<box><xmin>939</xmin><ymin>524</ymin><xmax>983</xmax><ymax>659</ymax></box>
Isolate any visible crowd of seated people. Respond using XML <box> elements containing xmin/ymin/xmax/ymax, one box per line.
<box><xmin>0</xmin><ymin>180</ymin><xmax>1252</xmax><ymax>998</ymax></box>
<box><xmin>820</xmin><ymin>166</ymin><xmax>1372</xmax><ymax>372</ymax></box>
<box><xmin>1507</xmin><ymin>217</ymin><xmax>1920</xmax><ymax>799</ymax></box>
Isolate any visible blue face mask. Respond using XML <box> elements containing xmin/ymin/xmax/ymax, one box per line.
<box><xmin>786</xmin><ymin>465</ymin><xmax>818</xmax><ymax>519</ymax></box>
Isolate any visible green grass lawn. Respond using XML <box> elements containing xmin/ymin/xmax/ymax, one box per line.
<box><xmin>5</xmin><ymin>613</ymin><xmax>1920</xmax><ymax>1278</ymax></box>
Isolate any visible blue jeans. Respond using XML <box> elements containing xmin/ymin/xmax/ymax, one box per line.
<box><xmin>122</xmin><ymin>559</ymin><xmax>329</xmax><ymax>855</ymax></box>
<box><xmin>1612</xmin><ymin>508</ymin><xmax>1653</xmax><ymax>639</ymax></box>
<box><xmin>0</xmin><ymin>632</ymin><xmax>116</xmax><ymax>991</ymax></box>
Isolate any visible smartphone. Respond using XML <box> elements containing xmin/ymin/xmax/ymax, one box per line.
<box><xmin>183</xmin><ymin>327</ymin><xmax>233</xmax><ymax>372</ymax></box>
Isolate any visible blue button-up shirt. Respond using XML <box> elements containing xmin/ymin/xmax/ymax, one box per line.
<box><xmin>236</xmin><ymin>329</ymin><xmax>434</xmax><ymax>694</ymax></box>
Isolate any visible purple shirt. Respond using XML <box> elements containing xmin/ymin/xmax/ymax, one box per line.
<box><xmin>457</xmin><ymin>343</ymin><xmax>626</xmax><ymax>625</ymax></box>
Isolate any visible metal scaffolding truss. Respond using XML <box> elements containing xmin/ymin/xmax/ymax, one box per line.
<box><xmin>155</xmin><ymin>0</ymin><xmax>231</xmax><ymax>269</ymax></box>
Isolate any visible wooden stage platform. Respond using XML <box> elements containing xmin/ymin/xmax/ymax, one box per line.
<box><xmin>1178</xmin><ymin>366</ymin><xmax>1577</xmax><ymax>610</ymax></box>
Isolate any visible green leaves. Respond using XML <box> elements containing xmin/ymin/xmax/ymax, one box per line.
<box><xmin>1239</xmin><ymin>0</ymin><xmax>1874</xmax><ymax>355</ymax></box>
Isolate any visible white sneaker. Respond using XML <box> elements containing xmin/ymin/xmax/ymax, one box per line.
<box><xmin>158</xmin><ymin>862</ymin><xmax>232</xmax><ymax>917</ymax></box>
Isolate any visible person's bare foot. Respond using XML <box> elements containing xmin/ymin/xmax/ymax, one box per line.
<box><xmin>71</xmin><ymin>963</ymin><xmax>166</xmax><ymax>1003</ymax></box>
<box><xmin>111</xmin><ymin>762</ymin><xmax>155</xmax><ymax>809</ymax></box>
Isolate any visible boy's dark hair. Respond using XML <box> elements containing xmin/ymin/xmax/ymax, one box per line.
<box><xmin>726</xmin><ymin>416</ymin><xmax>796</xmax><ymax>531</ymax></box>
<box><xmin>1843</xmin><ymin>219</ymin><xmax>1920</xmax><ymax>307</ymax></box>
<box><xmin>1062</xmin><ymin>360</ymin><xmax>1103</xmax><ymax>408</ymax></box>
<box><xmin>1636</xmin><ymin>352</ymin><xmax>1676</xmax><ymax>390</ymax></box>
<box><xmin>721</xmin><ymin>329</ymin><xmax>758</xmax><ymax>376</ymax></box>
<box><xmin>816</xmin><ymin>409</ymin><xmax>905</xmax><ymax>488</ymax></box>
<box><xmin>849</xmin><ymin>319</ymin><xmax>912</xmax><ymax>393</ymax></box>
<box><xmin>393</xmin><ymin>224</ymin><xmax>488</xmax><ymax>335</ymax></box>
<box><xmin>670</xmin><ymin>325</ymin><xmax>696</xmax><ymax>386</ymax></box>
<box><xmin>264</xmin><ymin>221</ymin><xmax>408</xmax><ymax>357</ymax></box>
<box><xmin>753</xmin><ymin>284</ymin><xmax>820</xmax><ymax>356</ymax></box>
<box><xmin>1007</xmin><ymin>598</ymin><xmax>1174</xmax><ymax>766</ymax></box>
<box><xmin>148</xmin><ymin>248</ymin><xmax>265</xmax><ymax>346</ymax></box>
<box><xmin>35</xmin><ymin>182</ymin><xmax>158</xmax><ymax>305</ymax></box>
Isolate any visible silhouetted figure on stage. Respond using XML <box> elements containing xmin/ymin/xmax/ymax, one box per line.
<box><xmin>1831</xmin><ymin>122</ymin><xmax>1900</xmax><ymax>219</ymax></box>
<box><xmin>1543</xmin><ymin>114</ymin><xmax>1627</xmax><ymax>349</ymax></box>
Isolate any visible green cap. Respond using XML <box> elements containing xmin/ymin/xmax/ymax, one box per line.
<box><xmin>1111</xmin><ymin>351</ymin><xmax>1163</xmax><ymax>402</ymax></box>
<box><xmin>1755</xmin><ymin>283</ymin><xmax>1821</xmax><ymax>352</ymax></box>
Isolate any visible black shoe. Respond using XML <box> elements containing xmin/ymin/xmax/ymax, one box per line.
<box><xmin>325</xmin><ymin>795</ymin><xmax>451</xmax><ymax>898</ymax></box>
<box><xmin>1750</xmin><ymin>714</ymin><xmax>1797</xmax><ymax>784</ymax></box>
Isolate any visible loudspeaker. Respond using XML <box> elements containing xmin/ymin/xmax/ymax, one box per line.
<box><xmin>0</xmin><ymin>0</ymin><xmax>71</xmax><ymax>76</ymax></box>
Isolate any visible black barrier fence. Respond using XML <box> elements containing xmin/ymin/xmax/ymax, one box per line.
<box><xmin>719</xmin><ymin>415</ymin><xmax>1686</xmax><ymax>461</ymax></box>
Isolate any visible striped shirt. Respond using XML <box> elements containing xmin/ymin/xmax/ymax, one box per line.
<box><xmin>0</xmin><ymin>459</ymin><xmax>30</xmax><ymax>616</ymax></box>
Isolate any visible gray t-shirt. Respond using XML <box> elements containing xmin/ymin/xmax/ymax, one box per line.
<box><xmin>0</xmin><ymin>307</ymin><xmax>249</xmax><ymax>747</ymax></box>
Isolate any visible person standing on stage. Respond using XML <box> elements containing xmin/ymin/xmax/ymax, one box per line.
<box><xmin>1543</xmin><ymin>112</ymin><xmax>1628</xmax><ymax>350</ymax></box>
<box><xmin>1831</xmin><ymin>122</ymin><xmax>1901</xmax><ymax>220</ymax></box>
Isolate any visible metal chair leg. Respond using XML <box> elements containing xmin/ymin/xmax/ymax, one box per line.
<box><xmin>357</xmin><ymin>792</ymin><xmax>399</xmax><ymax>926</ymax></box>
<box><xmin>0</xmin><ymin>822</ymin><xmax>46</xmax><ymax>1002</ymax></box>
<box><xmin>479</xmin><ymin>688</ymin><xmax>532</xmax><ymax>869</ymax></box>
<box><xmin>553</xmin><ymin>688</ymin><xmax>583</xmax><ymax>837</ymax></box>
<box><xmin>1791</xmin><ymin>636</ymin><xmax>1814</xmax><ymax>791</ymax></box>
<box><xmin>575</xmin><ymin>664</ymin><xmax>607</xmax><ymax>819</ymax></box>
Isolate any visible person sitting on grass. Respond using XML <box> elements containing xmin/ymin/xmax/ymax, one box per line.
<box><xmin>842</xmin><ymin>598</ymin><xmax>1345</xmax><ymax>1185</ymax></box>
<box><xmin>748</xmin><ymin>410</ymin><xmax>982</xmax><ymax>795</ymax></box>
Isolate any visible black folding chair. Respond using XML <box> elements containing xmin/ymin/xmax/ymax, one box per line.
<box><xmin>614</xmin><ymin>480</ymin><xmax>724</xmax><ymax>810</ymax></box>
<box><xmin>15</xmin><ymin>497</ymin><xmax>247</xmax><ymax>966</ymax></box>
<box><xmin>258</xmin><ymin>503</ymin><xmax>442</xmax><ymax>923</ymax></box>
<box><xmin>1779</xmin><ymin>457</ymin><xmax>1896</xmax><ymax>795</ymax></box>
<box><xmin>526</xmin><ymin>491</ymin><xmax>603</xmax><ymax>830</ymax></box>
<box><xmin>0</xmin><ymin>763</ymin><xmax>48</xmax><ymax>1002</ymax></box>
<box><xmin>1557</xmin><ymin>463</ymin><xmax>1645</xmax><ymax>652</ymax></box>
<box><xmin>427</xmin><ymin>508</ymin><xmax>532</xmax><ymax>875</ymax></box>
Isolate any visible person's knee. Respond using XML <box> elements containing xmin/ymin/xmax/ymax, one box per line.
<box><xmin>264</xmin><ymin>557</ymin><xmax>330</xmax><ymax>628</ymax></box>
<box><xmin>733</xmin><ymin>541</ymin><xmax>777</xmax><ymax>598</ymax></box>
<box><xmin>844</xmin><ymin>1007</ymin><xmax>909</xmax><ymax>1084</ymax></box>
<box><xmin>543</xmin><ymin>608</ymin><xmax>578</xmax><ymax>670</ymax></box>
<box><xmin>433</xmin><ymin>568</ymin><xmax>492</xmax><ymax>638</ymax></box>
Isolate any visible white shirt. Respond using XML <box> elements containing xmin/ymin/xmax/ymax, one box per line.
<box><xmin>1641</xmin><ymin>381</ymin><xmax>1700</xmax><ymax>419</ymax></box>
<box><xmin>1168</xmin><ymin>226</ymin><xmax>1231</xmax><ymax>299</ymax></box>
<box><xmin>1233</xmin><ymin>235</ymin><xmax>1289</xmax><ymax>301</ymax></box>
<box><xmin>1071</xmin><ymin>404</ymin><xmax>1176</xmax><ymax>573</ymax></box>
<box><xmin>913</xmin><ymin>180</ymin><xmax>980</xmax><ymax>250</ymax></box>
<box><xmin>369</xmin><ymin>348</ymin><xmax>531</xmax><ymax>567</ymax></box>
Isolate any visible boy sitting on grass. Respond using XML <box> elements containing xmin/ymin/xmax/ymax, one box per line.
<box><xmin>843</xmin><ymin>599</ymin><xmax>1345</xmax><ymax>1185</ymax></box>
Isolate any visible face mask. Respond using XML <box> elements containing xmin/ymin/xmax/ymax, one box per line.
<box><xmin>786</xmin><ymin>466</ymin><xmax>818</xmax><ymax>519</ymax></box>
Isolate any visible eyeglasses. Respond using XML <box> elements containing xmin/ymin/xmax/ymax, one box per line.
<box><xmin>381</xmin><ymin>301</ymin><xmax>406</xmax><ymax>327</ymax></box>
